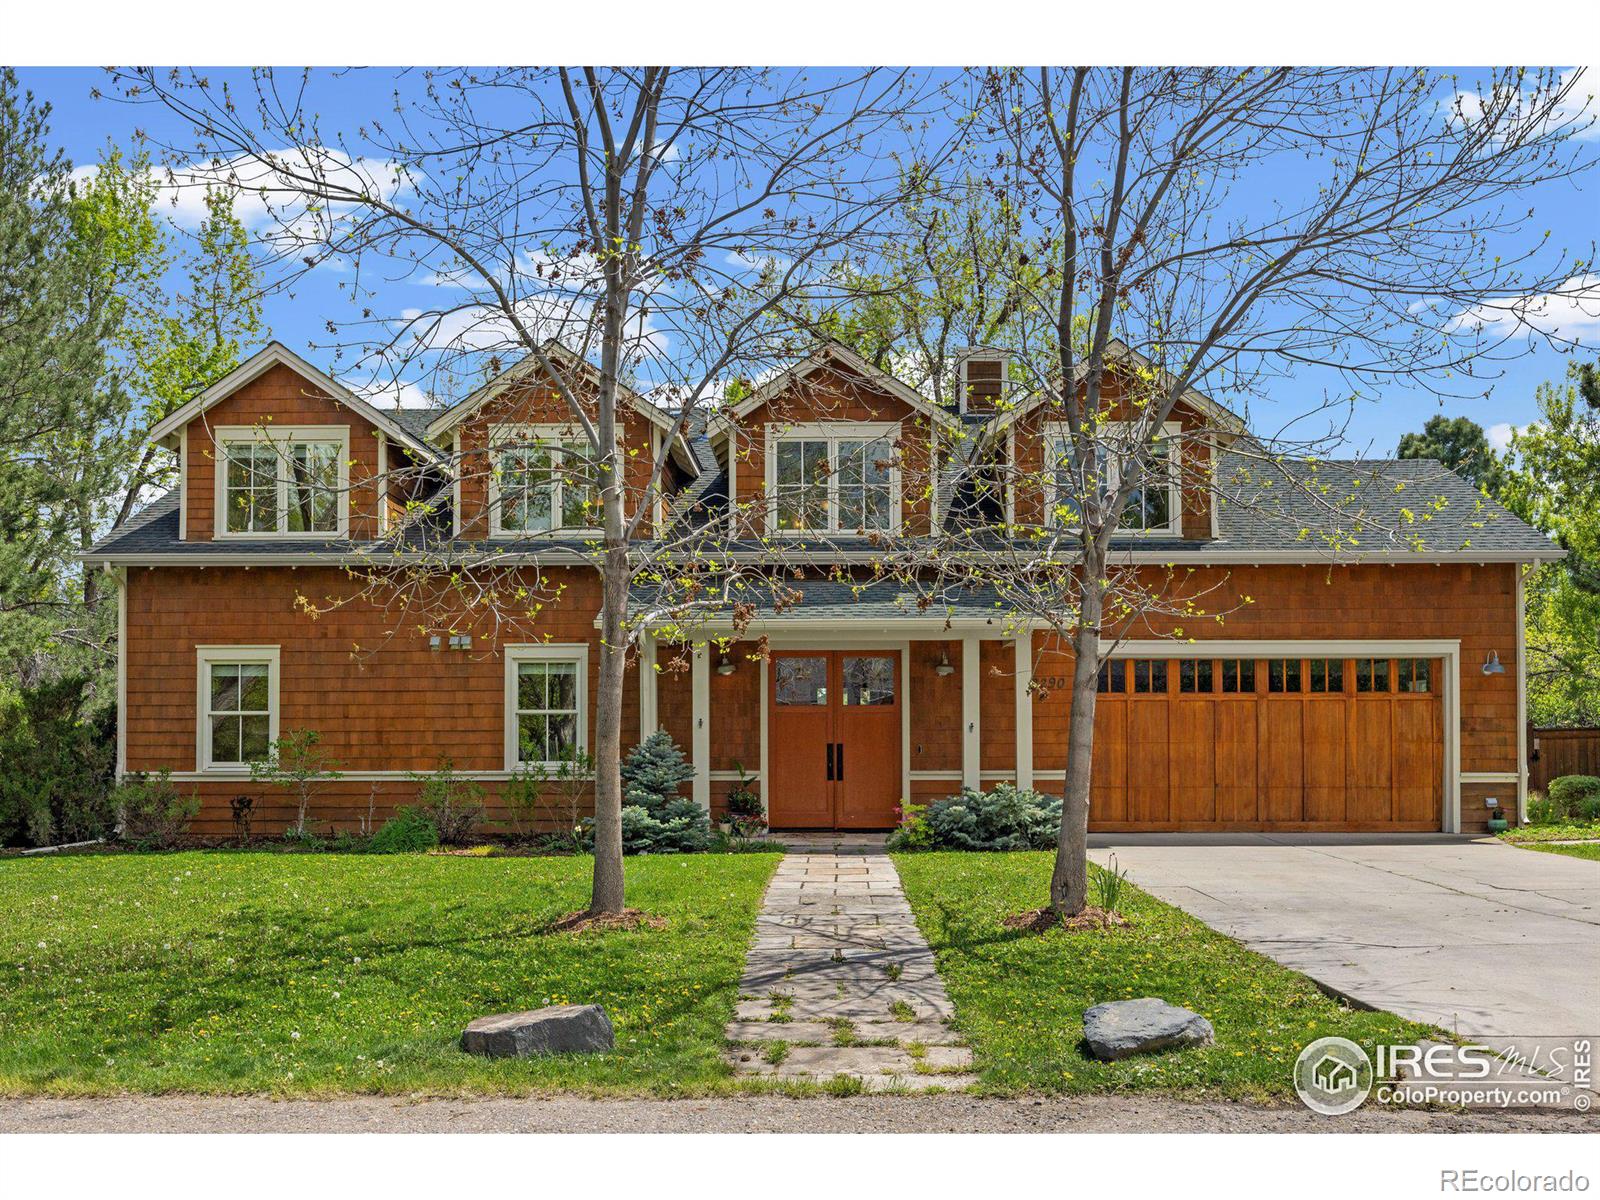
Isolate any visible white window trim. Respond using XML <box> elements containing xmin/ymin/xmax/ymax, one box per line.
<box><xmin>1043</xmin><ymin>419</ymin><xmax>1182</xmax><ymax>537</ymax></box>
<box><xmin>195</xmin><ymin>645</ymin><xmax>280</xmax><ymax>773</ymax></box>
<box><xmin>763</xmin><ymin>421</ymin><xmax>903</xmax><ymax>537</ymax></box>
<box><xmin>504</xmin><ymin>643</ymin><xmax>591</xmax><ymax>771</ymax></box>
<box><xmin>487</xmin><ymin>423</ymin><xmax>606</xmax><ymax>538</ymax></box>
<box><xmin>213</xmin><ymin>425</ymin><xmax>351</xmax><ymax>540</ymax></box>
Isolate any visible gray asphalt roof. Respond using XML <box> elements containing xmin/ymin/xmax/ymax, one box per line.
<box><xmin>1213</xmin><ymin>455</ymin><xmax>1555</xmax><ymax>557</ymax></box>
<box><xmin>85</xmin><ymin>455</ymin><xmax>1554</xmax><ymax>564</ymax></box>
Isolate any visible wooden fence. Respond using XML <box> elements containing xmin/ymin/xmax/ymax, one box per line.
<box><xmin>1528</xmin><ymin>725</ymin><xmax>1600</xmax><ymax>794</ymax></box>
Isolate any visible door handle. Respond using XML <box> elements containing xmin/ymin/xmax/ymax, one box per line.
<box><xmin>826</xmin><ymin>742</ymin><xmax>835</xmax><ymax>781</ymax></box>
<box><xmin>836</xmin><ymin>742</ymin><xmax>844</xmax><ymax>781</ymax></box>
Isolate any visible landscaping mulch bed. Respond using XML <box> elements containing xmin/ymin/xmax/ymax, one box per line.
<box><xmin>545</xmin><ymin>908</ymin><xmax>668</xmax><ymax>935</ymax></box>
<box><xmin>1003</xmin><ymin>905</ymin><xmax>1130</xmax><ymax>933</ymax></box>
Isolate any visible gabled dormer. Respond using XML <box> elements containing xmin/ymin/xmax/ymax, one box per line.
<box><xmin>706</xmin><ymin>342</ymin><xmax>961</xmax><ymax>540</ymax></box>
<box><xmin>983</xmin><ymin>340</ymin><xmax>1248</xmax><ymax>540</ymax></box>
<box><xmin>145</xmin><ymin>342</ymin><xmax>441</xmax><ymax>544</ymax></box>
<box><xmin>422</xmin><ymin>343</ymin><xmax>699</xmax><ymax>542</ymax></box>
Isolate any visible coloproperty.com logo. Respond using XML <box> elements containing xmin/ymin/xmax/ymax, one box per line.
<box><xmin>1293</xmin><ymin>1037</ymin><xmax>1594</xmax><ymax>1114</ymax></box>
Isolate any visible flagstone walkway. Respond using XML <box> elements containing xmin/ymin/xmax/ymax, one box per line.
<box><xmin>726</xmin><ymin>833</ymin><xmax>977</xmax><ymax>1091</ymax></box>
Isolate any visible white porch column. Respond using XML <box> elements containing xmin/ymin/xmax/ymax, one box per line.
<box><xmin>691</xmin><ymin>645</ymin><xmax>711</xmax><ymax>811</ymax></box>
<box><xmin>639</xmin><ymin>632</ymin><xmax>658</xmax><ymax>738</ymax></box>
<box><xmin>962</xmin><ymin>634</ymin><xmax>981</xmax><ymax>789</ymax></box>
<box><xmin>1014</xmin><ymin>633</ymin><xmax>1033</xmax><ymax>790</ymax></box>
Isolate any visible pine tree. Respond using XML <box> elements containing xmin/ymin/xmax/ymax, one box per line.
<box><xmin>620</xmin><ymin>730</ymin><xmax>696</xmax><ymax>816</ymax></box>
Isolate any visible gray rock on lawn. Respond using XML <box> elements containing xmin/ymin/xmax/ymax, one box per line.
<box><xmin>1083</xmin><ymin>997</ymin><xmax>1214</xmax><ymax>1061</ymax></box>
<box><xmin>460</xmin><ymin>1004</ymin><xmax>614</xmax><ymax>1058</ymax></box>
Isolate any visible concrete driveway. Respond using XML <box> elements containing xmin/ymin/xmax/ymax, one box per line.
<box><xmin>1087</xmin><ymin>834</ymin><xmax>1599</xmax><ymax>1049</ymax></box>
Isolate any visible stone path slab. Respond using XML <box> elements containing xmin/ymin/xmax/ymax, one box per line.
<box><xmin>726</xmin><ymin>833</ymin><xmax>975</xmax><ymax>1092</ymax></box>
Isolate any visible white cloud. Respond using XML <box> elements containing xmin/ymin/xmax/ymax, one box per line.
<box><xmin>395</xmin><ymin>294</ymin><xmax>667</xmax><ymax>362</ymax></box>
<box><xmin>1486</xmin><ymin>422</ymin><xmax>1516</xmax><ymax>453</ymax></box>
<box><xmin>1446</xmin><ymin>274</ymin><xmax>1600</xmax><ymax>341</ymax></box>
<box><xmin>1452</xmin><ymin>66</ymin><xmax>1600</xmax><ymax>142</ymax></box>
<box><xmin>364</xmin><ymin>378</ymin><xmax>436</xmax><ymax>410</ymax></box>
<box><xmin>69</xmin><ymin>147</ymin><xmax>405</xmax><ymax>248</ymax></box>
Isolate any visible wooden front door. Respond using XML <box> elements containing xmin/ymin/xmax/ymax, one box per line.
<box><xmin>768</xmin><ymin>650</ymin><xmax>901</xmax><ymax>829</ymax></box>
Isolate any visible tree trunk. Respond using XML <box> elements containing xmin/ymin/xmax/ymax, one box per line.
<box><xmin>588</xmin><ymin>542</ymin><xmax>630</xmax><ymax>915</ymax></box>
<box><xmin>1049</xmin><ymin>580</ymin><xmax>1101</xmax><ymax>916</ymax></box>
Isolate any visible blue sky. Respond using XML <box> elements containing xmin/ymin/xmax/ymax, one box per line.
<box><xmin>18</xmin><ymin>65</ymin><xmax>1600</xmax><ymax>457</ymax></box>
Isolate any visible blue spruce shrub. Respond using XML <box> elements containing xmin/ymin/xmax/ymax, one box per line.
<box><xmin>921</xmin><ymin>783</ymin><xmax>1061</xmax><ymax>851</ymax></box>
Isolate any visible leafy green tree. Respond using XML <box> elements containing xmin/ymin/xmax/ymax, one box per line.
<box><xmin>1502</xmin><ymin>360</ymin><xmax>1600</xmax><ymax>726</ymax></box>
<box><xmin>112</xmin><ymin>184</ymin><xmax>262</xmax><ymax>527</ymax></box>
<box><xmin>0</xmin><ymin>70</ymin><xmax>122</xmax><ymax>682</ymax></box>
<box><xmin>1397</xmin><ymin>415</ymin><xmax>1507</xmax><ymax>496</ymax></box>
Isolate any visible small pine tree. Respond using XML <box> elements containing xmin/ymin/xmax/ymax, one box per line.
<box><xmin>621</xmin><ymin>730</ymin><xmax>696</xmax><ymax>816</ymax></box>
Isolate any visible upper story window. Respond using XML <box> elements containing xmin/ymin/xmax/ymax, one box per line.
<box><xmin>490</xmin><ymin>425</ymin><xmax>599</xmax><ymax>536</ymax></box>
<box><xmin>768</xmin><ymin>423</ymin><xmax>898</xmax><ymax>535</ymax></box>
<box><xmin>216</xmin><ymin>427</ymin><xmax>348</xmax><ymax>538</ymax></box>
<box><xmin>1045</xmin><ymin>421</ymin><xmax>1181</xmax><ymax>536</ymax></box>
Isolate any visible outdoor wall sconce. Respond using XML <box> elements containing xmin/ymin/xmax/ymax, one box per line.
<box><xmin>935</xmin><ymin>650</ymin><xmax>955</xmax><ymax>677</ymax></box>
<box><xmin>716</xmin><ymin>654</ymin><xmax>735</xmax><ymax>676</ymax></box>
<box><xmin>1482</xmin><ymin>650</ymin><xmax>1505</xmax><ymax>676</ymax></box>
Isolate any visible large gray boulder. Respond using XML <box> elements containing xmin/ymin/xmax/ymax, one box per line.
<box><xmin>1083</xmin><ymin>997</ymin><xmax>1214</xmax><ymax>1061</ymax></box>
<box><xmin>460</xmin><ymin>1004</ymin><xmax>615</xmax><ymax>1058</ymax></box>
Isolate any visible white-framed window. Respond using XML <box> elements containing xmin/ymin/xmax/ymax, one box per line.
<box><xmin>488</xmin><ymin>424</ymin><xmax>600</xmax><ymax>536</ymax></box>
<box><xmin>504</xmin><ymin>644</ymin><xmax>590</xmax><ymax>769</ymax></box>
<box><xmin>214</xmin><ymin>426</ymin><xmax>349</xmax><ymax>538</ymax></box>
<box><xmin>1044</xmin><ymin>420</ymin><xmax>1181</xmax><ymax>536</ymax></box>
<box><xmin>766</xmin><ymin>422</ymin><xmax>900</xmax><ymax>535</ymax></box>
<box><xmin>196</xmin><ymin>645</ymin><xmax>280</xmax><ymax>771</ymax></box>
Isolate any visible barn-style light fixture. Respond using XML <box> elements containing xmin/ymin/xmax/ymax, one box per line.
<box><xmin>1482</xmin><ymin>650</ymin><xmax>1506</xmax><ymax>676</ymax></box>
<box><xmin>935</xmin><ymin>650</ymin><xmax>955</xmax><ymax>677</ymax></box>
<box><xmin>716</xmin><ymin>654</ymin><xmax>735</xmax><ymax>676</ymax></box>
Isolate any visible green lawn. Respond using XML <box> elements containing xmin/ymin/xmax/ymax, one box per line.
<box><xmin>1519</xmin><ymin>841</ymin><xmax>1600</xmax><ymax>861</ymax></box>
<box><xmin>1499</xmin><ymin>820</ymin><xmax>1600</xmax><ymax>844</ymax></box>
<box><xmin>893</xmin><ymin>851</ymin><xmax>1434</xmax><ymax>1100</ymax></box>
<box><xmin>0</xmin><ymin>850</ymin><xmax>777</xmax><ymax>1097</ymax></box>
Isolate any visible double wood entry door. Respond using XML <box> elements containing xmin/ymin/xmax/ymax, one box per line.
<box><xmin>767</xmin><ymin>650</ymin><xmax>902</xmax><ymax>830</ymax></box>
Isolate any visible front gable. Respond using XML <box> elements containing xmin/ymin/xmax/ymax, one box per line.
<box><xmin>715</xmin><ymin>345</ymin><xmax>953</xmax><ymax>538</ymax></box>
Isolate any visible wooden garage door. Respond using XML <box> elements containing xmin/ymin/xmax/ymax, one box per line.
<box><xmin>1089</xmin><ymin>655</ymin><xmax>1443</xmax><ymax>832</ymax></box>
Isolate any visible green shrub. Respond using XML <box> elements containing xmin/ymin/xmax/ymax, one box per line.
<box><xmin>113</xmin><ymin>771</ymin><xmax>201</xmax><ymax>850</ymax></box>
<box><xmin>407</xmin><ymin>757</ymin><xmax>485</xmax><ymax>845</ymax></box>
<box><xmin>1526</xmin><ymin>791</ymin><xmax>1563</xmax><ymax>824</ymax></box>
<box><xmin>913</xmin><ymin>783</ymin><xmax>1061</xmax><ymax>851</ymax></box>
<box><xmin>579</xmin><ymin>732</ymin><xmax>709</xmax><ymax>854</ymax></box>
<box><xmin>885</xmin><ymin>800</ymin><xmax>934</xmax><ymax>851</ymax></box>
<box><xmin>1548</xmin><ymin>775</ymin><xmax>1600</xmax><ymax>820</ymax></box>
<box><xmin>368</xmin><ymin>807</ymin><xmax>439</xmax><ymax>854</ymax></box>
<box><xmin>0</xmin><ymin>676</ymin><xmax>116</xmax><ymax>847</ymax></box>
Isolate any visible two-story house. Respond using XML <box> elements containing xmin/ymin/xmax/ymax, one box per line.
<box><xmin>85</xmin><ymin>339</ymin><xmax>1559</xmax><ymax>837</ymax></box>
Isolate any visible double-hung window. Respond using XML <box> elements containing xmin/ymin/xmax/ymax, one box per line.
<box><xmin>491</xmin><ymin>425</ymin><xmax>599</xmax><ymax>535</ymax></box>
<box><xmin>505</xmin><ymin>645</ymin><xmax>589</xmax><ymax>768</ymax></box>
<box><xmin>769</xmin><ymin>424</ymin><xmax>897</xmax><ymax>534</ymax></box>
<box><xmin>218</xmin><ymin>427</ymin><xmax>348</xmax><ymax>537</ymax></box>
<box><xmin>1044</xmin><ymin>421</ymin><xmax>1180</xmax><ymax>535</ymax></box>
<box><xmin>196</xmin><ymin>646</ymin><xmax>278</xmax><ymax>770</ymax></box>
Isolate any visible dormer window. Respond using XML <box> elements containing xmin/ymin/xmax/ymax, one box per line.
<box><xmin>489</xmin><ymin>424</ymin><xmax>599</xmax><ymax>536</ymax></box>
<box><xmin>1045</xmin><ymin>421</ymin><xmax>1181</xmax><ymax>536</ymax></box>
<box><xmin>767</xmin><ymin>422</ymin><xmax>899</xmax><ymax>535</ymax></box>
<box><xmin>957</xmin><ymin>349</ymin><xmax>1009</xmax><ymax>415</ymax></box>
<box><xmin>216</xmin><ymin>427</ymin><xmax>349</xmax><ymax>538</ymax></box>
